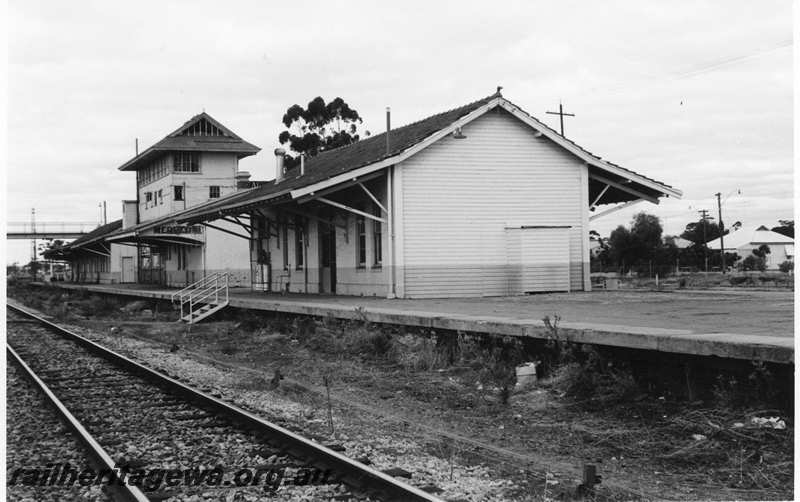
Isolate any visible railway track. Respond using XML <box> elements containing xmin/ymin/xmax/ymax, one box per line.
<box><xmin>6</xmin><ymin>304</ymin><xmax>441</xmax><ymax>502</ymax></box>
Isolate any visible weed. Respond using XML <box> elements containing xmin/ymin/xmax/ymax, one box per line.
<box><xmin>476</xmin><ymin>336</ymin><xmax>524</xmax><ymax>404</ymax></box>
<box><xmin>748</xmin><ymin>361</ymin><xmax>777</xmax><ymax>402</ymax></box>
<box><xmin>389</xmin><ymin>334</ymin><xmax>440</xmax><ymax>371</ymax></box>
<box><xmin>295</xmin><ymin>316</ymin><xmax>317</xmax><ymax>338</ymax></box>
<box><xmin>546</xmin><ymin>345</ymin><xmax>639</xmax><ymax>402</ymax></box>
<box><xmin>271</xmin><ymin>314</ymin><xmax>291</xmax><ymax>334</ymax></box>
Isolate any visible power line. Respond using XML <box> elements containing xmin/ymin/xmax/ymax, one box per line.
<box><xmin>579</xmin><ymin>41</ymin><xmax>791</xmax><ymax>98</ymax></box>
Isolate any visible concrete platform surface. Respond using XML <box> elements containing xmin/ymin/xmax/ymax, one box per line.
<box><xmin>34</xmin><ymin>283</ymin><xmax>794</xmax><ymax>364</ymax></box>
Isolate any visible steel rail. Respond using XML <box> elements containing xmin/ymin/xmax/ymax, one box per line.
<box><xmin>7</xmin><ymin>304</ymin><xmax>442</xmax><ymax>502</ymax></box>
<box><xmin>7</xmin><ymin>344</ymin><xmax>150</xmax><ymax>502</ymax></box>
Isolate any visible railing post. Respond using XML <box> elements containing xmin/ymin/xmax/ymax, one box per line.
<box><xmin>215</xmin><ymin>276</ymin><xmax>219</xmax><ymax>304</ymax></box>
<box><xmin>226</xmin><ymin>274</ymin><xmax>229</xmax><ymax>303</ymax></box>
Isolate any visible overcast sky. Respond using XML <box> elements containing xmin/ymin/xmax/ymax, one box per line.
<box><xmin>4</xmin><ymin>0</ymin><xmax>794</xmax><ymax>264</ymax></box>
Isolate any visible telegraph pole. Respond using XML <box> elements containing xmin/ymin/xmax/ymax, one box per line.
<box><xmin>546</xmin><ymin>102</ymin><xmax>575</xmax><ymax>136</ymax></box>
<box><xmin>31</xmin><ymin>208</ymin><xmax>37</xmax><ymax>281</ymax></box>
<box><xmin>698</xmin><ymin>209</ymin><xmax>711</xmax><ymax>272</ymax></box>
<box><xmin>715</xmin><ymin>192</ymin><xmax>726</xmax><ymax>273</ymax></box>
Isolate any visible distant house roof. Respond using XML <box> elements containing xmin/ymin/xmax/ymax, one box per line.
<box><xmin>166</xmin><ymin>92</ymin><xmax>680</xmax><ymax>224</ymax></box>
<box><xmin>705</xmin><ymin>225</ymin><xmax>794</xmax><ymax>250</ymax></box>
<box><xmin>118</xmin><ymin>112</ymin><xmax>260</xmax><ymax>171</ymax></box>
<box><xmin>668</xmin><ymin>237</ymin><xmax>694</xmax><ymax>249</ymax></box>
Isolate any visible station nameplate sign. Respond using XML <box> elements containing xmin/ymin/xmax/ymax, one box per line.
<box><xmin>153</xmin><ymin>225</ymin><xmax>203</xmax><ymax>235</ymax></box>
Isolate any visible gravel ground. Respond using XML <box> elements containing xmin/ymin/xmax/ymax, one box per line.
<box><xmin>7</xmin><ymin>352</ymin><xmax>110</xmax><ymax>501</ymax></box>
<box><xmin>11</xmin><ymin>288</ymin><xmax>791</xmax><ymax>501</ymax></box>
<box><xmin>6</xmin><ymin>311</ymin><xmax>371</xmax><ymax>502</ymax></box>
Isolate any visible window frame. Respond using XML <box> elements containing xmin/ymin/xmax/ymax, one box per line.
<box><xmin>356</xmin><ymin>205</ymin><xmax>366</xmax><ymax>269</ymax></box>
<box><xmin>294</xmin><ymin>217</ymin><xmax>304</xmax><ymax>270</ymax></box>
<box><xmin>372</xmin><ymin>203</ymin><xmax>383</xmax><ymax>268</ymax></box>
<box><xmin>282</xmin><ymin>222</ymin><xmax>289</xmax><ymax>270</ymax></box>
<box><xmin>209</xmin><ymin>185</ymin><xmax>220</xmax><ymax>198</ymax></box>
<box><xmin>174</xmin><ymin>185</ymin><xmax>184</xmax><ymax>201</ymax></box>
<box><xmin>173</xmin><ymin>152</ymin><xmax>200</xmax><ymax>173</ymax></box>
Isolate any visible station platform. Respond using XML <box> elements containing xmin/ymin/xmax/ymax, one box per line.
<box><xmin>35</xmin><ymin>282</ymin><xmax>794</xmax><ymax>364</ymax></box>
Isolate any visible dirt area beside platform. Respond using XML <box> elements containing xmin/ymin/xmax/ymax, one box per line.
<box><xmin>8</xmin><ymin>283</ymin><xmax>795</xmax><ymax>501</ymax></box>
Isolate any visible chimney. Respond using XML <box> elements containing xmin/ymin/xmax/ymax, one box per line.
<box><xmin>122</xmin><ymin>200</ymin><xmax>138</xmax><ymax>228</ymax></box>
<box><xmin>300</xmin><ymin>154</ymin><xmax>305</xmax><ymax>176</ymax></box>
<box><xmin>235</xmin><ymin>170</ymin><xmax>252</xmax><ymax>189</ymax></box>
<box><xmin>385</xmin><ymin>107</ymin><xmax>391</xmax><ymax>154</ymax></box>
<box><xmin>274</xmin><ymin>148</ymin><xmax>286</xmax><ymax>183</ymax></box>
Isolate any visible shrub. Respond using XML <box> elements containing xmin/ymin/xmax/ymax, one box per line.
<box><xmin>389</xmin><ymin>334</ymin><xmax>440</xmax><ymax>371</ymax></box>
<box><xmin>779</xmin><ymin>260</ymin><xmax>793</xmax><ymax>273</ymax></box>
<box><xmin>740</xmin><ymin>254</ymin><xmax>766</xmax><ymax>272</ymax></box>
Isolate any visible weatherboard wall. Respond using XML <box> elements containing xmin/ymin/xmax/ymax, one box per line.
<box><xmin>399</xmin><ymin>109</ymin><xmax>587</xmax><ymax>298</ymax></box>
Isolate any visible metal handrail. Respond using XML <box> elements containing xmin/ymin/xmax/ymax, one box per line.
<box><xmin>170</xmin><ymin>272</ymin><xmax>223</xmax><ymax>303</ymax></box>
<box><xmin>177</xmin><ymin>273</ymin><xmax>231</xmax><ymax>322</ymax></box>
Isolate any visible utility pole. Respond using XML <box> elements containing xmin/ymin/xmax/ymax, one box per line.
<box><xmin>546</xmin><ymin>102</ymin><xmax>575</xmax><ymax>136</ymax></box>
<box><xmin>103</xmin><ymin>201</ymin><xmax>107</xmax><ymax>225</ymax></box>
<box><xmin>698</xmin><ymin>209</ymin><xmax>711</xmax><ymax>272</ymax></box>
<box><xmin>31</xmin><ymin>208</ymin><xmax>37</xmax><ymax>281</ymax></box>
<box><xmin>716</xmin><ymin>192</ymin><xmax>726</xmax><ymax>273</ymax></box>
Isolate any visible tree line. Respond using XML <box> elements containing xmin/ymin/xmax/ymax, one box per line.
<box><xmin>593</xmin><ymin>213</ymin><xmax>793</xmax><ymax>275</ymax></box>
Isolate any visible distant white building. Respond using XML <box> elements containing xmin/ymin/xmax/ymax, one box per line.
<box><xmin>668</xmin><ymin>236</ymin><xmax>694</xmax><ymax>249</ymax></box>
<box><xmin>705</xmin><ymin>225</ymin><xmax>794</xmax><ymax>270</ymax></box>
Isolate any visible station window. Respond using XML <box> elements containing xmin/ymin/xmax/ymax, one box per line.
<box><xmin>174</xmin><ymin>185</ymin><xmax>184</xmax><ymax>201</ymax></box>
<box><xmin>356</xmin><ymin>207</ymin><xmax>366</xmax><ymax>269</ymax></box>
<box><xmin>282</xmin><ymin>222</ymin><xmax>289</xmax><ymax>270</ymax></box>
<box><xmin>372</xmin><ymin>204</ymin><xmax>382</xmax><ymax>267</ymax></box>
<box><xmin>294</xmin><ymin>217</ymin><xmax>304</xmax><ymax>270</ymax></box>
<box><xmin>209</xmin><ymin>185</ymin><xmax>220</xmax><ymax>198</ymax></box>
<box><xmin>174</xmin><ymin>152</ymin><xmax>199</xmax><ymax>173</ymax></box>
<box><xmin>145</xmin><ymin>192</ymin><xmax>152</xmax><ymax>204</ymax></box>
<box><xmin>158</xmin><ymin>189</ymin><xmax>163</xmax><ymax>205</ymax></box>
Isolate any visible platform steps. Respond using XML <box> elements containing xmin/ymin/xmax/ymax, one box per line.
<box><xmin>171</xmin><ymin>273</ymin><xmax>230</xmax><ymax>324</ymax></box>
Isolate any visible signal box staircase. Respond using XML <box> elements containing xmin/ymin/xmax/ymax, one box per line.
<box><xmin>171</xmin><ymin>272</ymin><xmax>230</xmax><ymax>324</ymax></box>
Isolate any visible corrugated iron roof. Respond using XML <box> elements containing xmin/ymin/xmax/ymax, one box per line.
<box><xmin>705</xmin><ymin>225</ymin><xmax>794</xmax><ymax>250</ymax></box>
<box><xmin>52</xmin><ymin>219</ymin><xmax>123</xmax><ymax>256</ymax></box>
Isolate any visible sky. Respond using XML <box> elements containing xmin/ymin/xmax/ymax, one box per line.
<box><xmin>3</xmin><ymin>0</ymin><xmax>795</xmax><ymax>265</ymax></box>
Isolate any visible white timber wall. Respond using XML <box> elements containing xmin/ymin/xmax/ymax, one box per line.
<box><xmin>109</xmin><ymin>243</ymin><xmax>137</xmax><ymax>284</ymax></box>
<box><xmin>399</xmin><ymin>109</ymin><xmax>587</xmax><ymax>298</ymax></box>
<box><xmin>138</xmin><ymin>152</ymin><xmax>239</xmax><ymax>222</ymax></box>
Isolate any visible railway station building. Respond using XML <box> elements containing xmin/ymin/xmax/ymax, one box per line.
<box><xmin>168</xmin><ymin>91</ymin><xmax>681</xmax><ymax>298</ymax></box>
<box><xmin>53</xmin><ymin>113</ymin><xmax>260</xmax><ymax>287</ymax></box>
